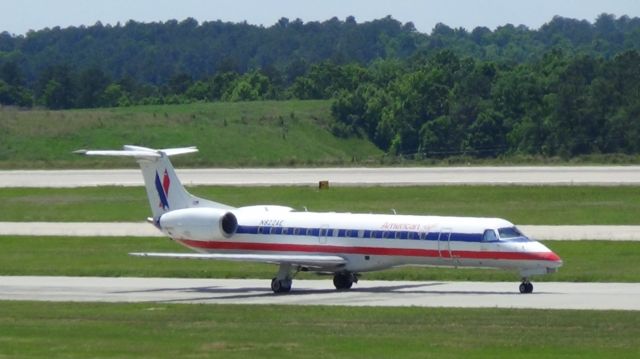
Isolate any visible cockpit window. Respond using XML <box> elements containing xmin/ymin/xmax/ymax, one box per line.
<box><xmin>482</xmin><ymin>229</ymin><xmax>498</xmax><ymax>242</ymax></box>
<box><xmin>497</xmin><ymin>227</ymin><xmax>527</xmax><ymax>240</ymax></box>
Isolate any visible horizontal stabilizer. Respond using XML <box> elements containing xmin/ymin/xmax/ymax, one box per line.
<box><xmin>73</xmin><ymin>149</ymin><xmax>161</xmax><ymax>158</ymax></box>
<box><xmin>130</xmin><ymin>252</ymin><xmax>347</xmax><ymax>268</ymax></box>
<box><xmin>74</xmin><ymin>145</ymin><xmax>198</xmax><ymax>158</ymax></box>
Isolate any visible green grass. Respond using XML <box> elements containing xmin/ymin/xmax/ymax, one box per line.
<box><xmin>0</xmin><ymin>100</ymin><xmax>382</xmax><ymax>168</ymax></box>
<box><xmin>1</xmin><ymin>236</ymin><xmax>638</xmax><ymax>282</ymax></box>
<box><xmin>2</xmin><ymin>185</ymin><xmax>640</xmax><ymax>224</ymax></box>
<box><xmin>0</xmin><ymin>301</ymin><xmax>638</xmax><ymax>358</ymax></box>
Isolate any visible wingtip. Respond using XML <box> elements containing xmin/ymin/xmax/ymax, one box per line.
<box><xmin>73</xmin><ymin>149</ymin><xmax>88</xmax><ymax>155</ymax></box>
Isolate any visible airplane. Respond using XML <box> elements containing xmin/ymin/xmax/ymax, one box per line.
<box><xmin>76</xmin><ymin>145</ymin><xmax>563</xmax><ymax>294</ymax></box>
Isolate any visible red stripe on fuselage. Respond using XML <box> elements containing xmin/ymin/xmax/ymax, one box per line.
<box><xmin>176</xmin><ymin>239</ymin><xmax>560</xmax><ymax>262</ymax></box>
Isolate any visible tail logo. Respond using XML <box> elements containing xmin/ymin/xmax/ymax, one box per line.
<box><xmin>155</xmin><ymin>169</ymin><xmax>171</xmax><ymax>210</ymax></box>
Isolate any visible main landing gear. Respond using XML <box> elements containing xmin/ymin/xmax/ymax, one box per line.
<box><xmin>519</xmin><ymin>279</ymin><xmax>534</xmax><ymax>294</ymax></box>
<box><xmin>271</xmin><ymin>263</ymin><xmax>293</xmax><ymax>293</ymax></box>
<box><xmin>271</xmin><ymin>277</ymin><xmax>292</xmax><ymax>293</ymax></box>
<box><xmin>333</xmin><ymin>272</ymin><xmax>358</xmax><ymax>290</ymax></box>
<box><xmin>269</xmin><ymin>264</ymin><xmax>359</xmax><ymax>293</ymax></box>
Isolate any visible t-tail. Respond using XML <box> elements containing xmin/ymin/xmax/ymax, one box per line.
<box><xmin>75</xmin><ymin>145</ymin><xmax>233</xmax><ymax>222</ymax></box>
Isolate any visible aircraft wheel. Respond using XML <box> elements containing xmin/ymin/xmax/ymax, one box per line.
<box><xmin>271</xmin><ymin>278</ymin><xmax>280</xmax><ymax>292</ymax></box>
<box><xmin>525</xmin><ymin>282</ymin><xmax>533</xmax><ymax>293</ymax></box>
<box><xmin>333</xmin><ymin>273</ymin><xmax>354</xmax><ymax>290</ymax></box>
<box><xmin>271</xmin><ymin>278</ymin><xmax>292</xmax><ymax>293</ymax></box>
<box><xmin>281</xmin><ymin>279</ymin><xmax>292</xmax><ymax>292</ymax></box>
<box><xmin>519</xmin><ymin>283</ymin><xmax>527</xmax><ymax>294</ymax></box>
<box><xmin>519</xmin><ymin>281</ymin><xmax>533</xmax><ymax>294</ymax></box>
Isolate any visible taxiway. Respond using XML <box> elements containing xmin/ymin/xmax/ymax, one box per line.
<box><xmin>1</xmin><ymin>276</ymin><xmax>638</xmax><ymax>310</ymax></box>
<box><xmin>2</xmin><ymin>166</ymin><xmax>640</xmax><ymax>187</ymax></box>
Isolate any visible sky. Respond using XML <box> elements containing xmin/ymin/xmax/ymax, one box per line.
<box><xmin>2</xmin><ymin>0</ymin><xmax>640</xmax><ymax>35</ymax></box>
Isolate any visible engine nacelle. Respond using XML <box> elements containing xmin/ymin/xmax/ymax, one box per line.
<box><xmin>159</xmin><ymin>207</ymin><xmax>238</xmax><ymax>240</ymax></box>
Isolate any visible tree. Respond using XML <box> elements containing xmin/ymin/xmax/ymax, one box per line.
<box><xmin>167</xmin><ymin>73</ymin><xmax>193</xmax><ymax>95</ymax></box>
<box><xmin>39</xmin><ymin>65</ymin><xmax>76</xmax><ymax>109</ymax></box>
<box><xmin>185</xmin><ymin>80</ymin><xmax>211</xmax><ymax>101</ymax></box>
<box><xmin>43</xmin><ymin>80</ymin><xmax>67</xmax><ymax>109</ymax></box>
<box><xmin>102</xmin><ymin>83</ymin><xmax>128</xmax><ymax>107</ymax></box>
<box><xmin>77</xmin><ymin>67</ymin><xmax>110</xmax><ymax>108</ymax></box>
<box><xmin>225</xmin><ymin>80</ymin><xmax>258</xmax><ymax>101</ymax></box>
<box><xmin>1</xmin><ymin>61</ymin><xmax>23</xmax><ymax>87</ymax></box>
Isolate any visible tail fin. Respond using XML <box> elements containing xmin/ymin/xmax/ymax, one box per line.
<box><xmin>76</xmin><ymin>145</ymin><xmax>233</xmax><ymax>220</ymax></box>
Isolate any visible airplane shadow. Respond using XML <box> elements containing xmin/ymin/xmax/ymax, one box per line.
<box><xmin>112</xmin><ymin>281</ymin><xmax>540</xmax><ymax>303</ymax></box>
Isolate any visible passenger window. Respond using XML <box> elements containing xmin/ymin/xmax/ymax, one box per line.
<box><xmin>483</xmin><ymin>229</ymin><xmax>498</xmax><ymax>242</ymax></box>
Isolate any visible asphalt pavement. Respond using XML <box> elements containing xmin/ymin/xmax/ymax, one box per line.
<box><xmin>2</xmin><ymin>166</ymin><xmax>640</xmax><ymax>187</ymax></box>
<box><xmin>1</xmin><ymin>276</ymin><xmax>638</xmax><ymax>310</ymax></box>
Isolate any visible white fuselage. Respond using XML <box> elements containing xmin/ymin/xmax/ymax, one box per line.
<box><xmin>162</xmin><ymin>206</ymin><xmax>562</xmax><ymax>277</ymax></box>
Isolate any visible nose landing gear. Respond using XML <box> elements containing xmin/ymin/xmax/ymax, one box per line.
<box><xmin>519</xmin><ymin>279</ymin><xmax>533</xmax><ymax>294</ymax></box>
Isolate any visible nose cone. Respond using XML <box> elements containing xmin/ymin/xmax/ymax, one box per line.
<box><xmin>544</xmin><ymin>251</ymin><xmax>563</xmax><ymax>268</ymax></box>
<box><xmin>537</xmin><ymin>242</ymin><xmax>563</xmax><ymax>268</ymax></box>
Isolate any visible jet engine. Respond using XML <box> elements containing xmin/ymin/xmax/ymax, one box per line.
<box><xmin>159</xmin><ymin>207</ymin><xmax>238</xmax><ymax>240</ymax></box>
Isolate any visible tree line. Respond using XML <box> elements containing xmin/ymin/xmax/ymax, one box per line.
<box><xmin>330</xmin><ymin>50</ymin><xmax>640</xmax><ymax>158</ymax></box>
<box><xmin>1</xmin><ymin>14</ymin><xmax>640</xmax><ymax>158</ymax></box>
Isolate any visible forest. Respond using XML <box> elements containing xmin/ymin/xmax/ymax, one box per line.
<box><xmin>1</xmin><ymin>13</ymin><xmax>640</xmax><ymax>158</ymax></box>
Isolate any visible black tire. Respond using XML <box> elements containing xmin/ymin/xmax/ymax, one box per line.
<box><xmin>271</xmin><ymin>277</ymin><xmax>281</xmax><ymax>293</ymax></box>
<box><xmin>333</xmin><ymin>273</ymin><xmax>354</xmax><ymax>290</ymax></box>
<box><xmin>526</xmin><ymin>282</ymin><xmax>534</xmax><ymax>293</ymax></box>
<box><xmin>519</xmin><ymin>283</ymin><xmax>527</xmax><ymax>294</ymax></box>
<box><xmin>271</xmin><ymin>278</ymin><xmax>292</xmax><ymax>293</ymax></box>
<box><xmin>281</xmin><ymin>280</ymin><xmax>292</xmax><ymax>293</ymax></box>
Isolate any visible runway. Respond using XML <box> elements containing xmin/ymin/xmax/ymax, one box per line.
<box><xmin>1</xmin><ymin>276</ymin><xmax>638</xmax><ymax>310</ymax></box>
<box><xmin>2</xmin><ymin>166</ymin><xmax>640</xmax><ymax>187</ymax></box>
<box><xmin>2</xmin><ymin>222</ymin><xmax>639</xmax><ymax>240</ymax></box>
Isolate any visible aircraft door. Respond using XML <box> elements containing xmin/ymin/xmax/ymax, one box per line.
<box><xmin>318</xmin><ymin>225</ymin><xmax>329</xmax><ymax>244</ymax></box>
<box><xmin>437</xmin><ymin>228</ymin><xmax>452</xmax><ymax>263</ymax></box>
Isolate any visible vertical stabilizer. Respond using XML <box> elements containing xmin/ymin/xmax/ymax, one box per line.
<box><xmin>137</xmin><ymin>152</ymin><xmax>193</xmax><ymax>219</ymax></box>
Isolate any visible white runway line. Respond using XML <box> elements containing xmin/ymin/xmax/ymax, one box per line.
<box><xmin>1</xmin><ymin>222</ymin><xmax>639</xmax><ymax>240</ymax></box>
<box><xmin>1</xmin><ymin>276</ymin><xmax>639</xmax><ymax>310</ymax></box>
<box><xmin>2</xmin><ymin>166</ymin><xmax>640</xmax><ymax>187</ymax></box>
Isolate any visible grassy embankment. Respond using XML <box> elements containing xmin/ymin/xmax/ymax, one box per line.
<box><xmin>1</xmin><ymin>301</ymin><xmax>638</xmax><ymax>358</ymax></box>
<box><xmin>0</xmin><ymin>100</ymin><xmax>382</xmax><ymax>169</ymax></box>
<box><xmin>4</xmin><ymin>100</ymin><xmax>640</xmax><ymax>168</ymax></box>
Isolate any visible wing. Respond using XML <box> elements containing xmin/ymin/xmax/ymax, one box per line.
<box><xmin>129</xmin><ymin>252</ymin><xmax>347</xmax><ymax>269</ymax></box>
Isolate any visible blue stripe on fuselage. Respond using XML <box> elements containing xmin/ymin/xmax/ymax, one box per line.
<box><xmin>234</xmin><ymin>225</ymin><xmax>525</xmax><ymax>243</ymax></box>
